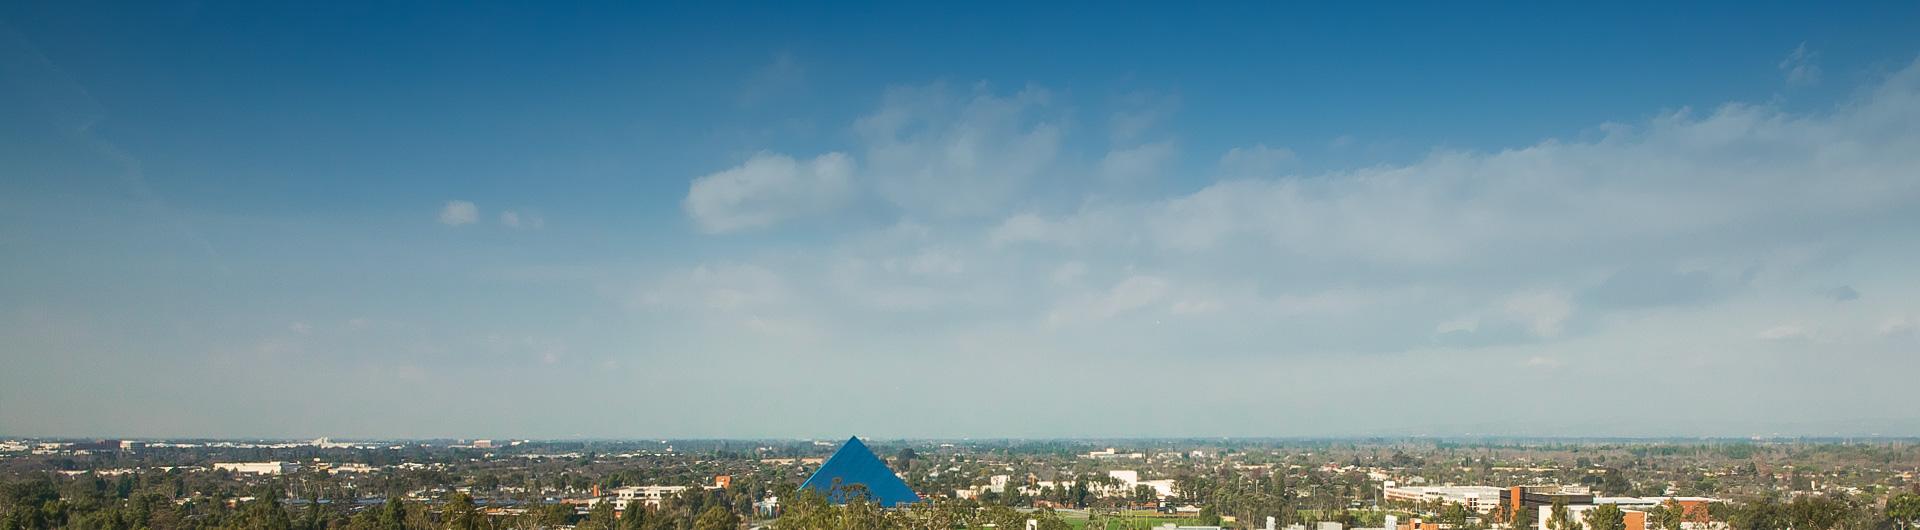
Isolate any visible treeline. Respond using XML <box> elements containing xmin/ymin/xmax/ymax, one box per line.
<box><xmin>1529</xmin><ymin>494</ymin><xmax>1920</xmax><ymax>530</ymax></box>
<box><xmin>768</xmin><ymin>490</ymin><xmax>1075</xmax><ymax>530</ymax></box>
<box><xmin>8</xmin><ymin>471</ymin><xmax>1919</xmax><ymax>530</ymax></box>
<box><xmin>0</xmin><ymin>474</ymin><xmax>757</xmax><ymax>530</ymax></box>
<box><xmin>1707</xmin><ymin>493</ymin><xmax>1920</xmax><ymax>530</ymax></box>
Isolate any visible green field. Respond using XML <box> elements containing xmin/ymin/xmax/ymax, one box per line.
<box><xmin>965</xmin><ymin>510</ymin><xmax>1212</xmax><ymax>530</ymax></box>
<box><xmin>1068</xmin><ymin>510</ymin><xmax>1211</xmax><ymax>530</ymax></box>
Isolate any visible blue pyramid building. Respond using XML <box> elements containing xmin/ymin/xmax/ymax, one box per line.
<box><xmin>798</xmin><ymin>436</ymin><xmax>921</xmax><ymax>507</ymax></box>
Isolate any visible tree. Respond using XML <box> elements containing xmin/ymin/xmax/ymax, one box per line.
<box><xmin>1</xmin><ymin>478</ymin><xmax>63</xmax><ymax>530</ymax></box>
<box><xmin>1134</xmin><ymin>484</ymin><xmax>1159</xmax><ymax>505</ymax></box>
<box><xmin>299</xmin><ymin>494</ymin><xmax>327</xmax><ymax>530</ymax></box>
<box><xmin>622</xmin><ymin>503</ymin><xmax>650</xmax><ymax>530</ymax></box>
<box><xmin>1031</xmin><ymin>508</ymin><xmax>1072</xmax><ymax>530</ymax></box>
<box><xmin>1199</xmin><ymin>505</ymin><xmax>1222</xmax><ymax>527</ymax></box>
<box><xmin>1727</xmin><ymin>498</ymin><xmax>1785</xmax><ymax>530</ymax></box>
<box><xmin>441</xmin><ymin>492</ymin><xmax>480</xmax><ymax>530</ymax></box>
<box><xmin>1548</xmin><ymin>500</ymin><xmax>1580</xmax><ymax>530</ymax></box>
<box><xmin>1649</xmin><ymin>500</ymin><xmax>1684</xmax><ymax>530</ymax></box>
<box><xmin>1515</xmin><ymin>506</ymin><xmax>1540</xmax><ymax>530</ymax></box>
<box><xmin>693</xmin><ymin>506</ymin><xmax>739</xmax><ymax>530</ymax></box>
<box><xmin>1493</xmin><ymin>499</ymin><xmax>1515</xmax><ymax>527</ymax></box>
<box><xmin>1598</xmin><ymin>473</ymin><xmax>1632</xmax><ymax>497</ymax></box>
<box><xmin>243</xmin><ymin>487</ymin><xmax>294</xmax><ymax>530</ymax></box>
<box><xmin>1584</xmin><ymin>504</ymin><xmax>1626</xmax><ymax>530</ymax></box>
<box><xmin>1069</xmin><ymin>481</ymin><xmax>1091</xmax><ymax>508</ymax></box>
<box><xmin>581</xmin><ymin>500</ymin><xmax>618</xmax><ymax>530</ymax></box>
<box><xmin>1888</xmin><ymin>494</ymin><xmax>1920</xmax><ymax>530</ymax></box>
<box><xmin>515</xmin><ymin>502</ymin><xmax>567</xmax><ymax>528</ymax></box>
<box><xmin>770</xmin><ymin>489</ymin><xmax>840</xmax><ymax>530</ymax></box>
<box><xmin>1785</xmin><ymin>494</ymin><xmax>1851</xmax><ymax>530</ymax></box>
<box><xmin>1444</xmin><ymin>502</ymin><xmax>1472</xmax><ymax>527</ymax></box>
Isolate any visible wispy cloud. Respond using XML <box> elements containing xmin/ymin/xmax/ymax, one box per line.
<box><xmin>658</xmin><ymin>56</ymin><xmax>1920</xmax><ymax>370</ymax></box>
<box><xmin>1757</xmin><ymin>323</ymin><xmax>1813</xmax><ymax>341</ymax></box>
<box><xmin>684</xmin><ymin>151</ymin><xmax>854</xmax><ymax>233</ymax></box>
<box><xmin>500</xmin><ymin>210</ymin><xmax>543</xmax><ymax>229</ymax></box>
<box><xmin>856</xmin><ymin>82</ymin><xmax>1063</xmax><ymax>217</ymax></box>
<box><xmin>1780</xmin><ymin>42</ymin><xmax>1822</xmax><ymax>85</ymax></box>
<box><xmin>1100</xmin><ymin>140</ymin><xmax>1177</xmax><ymax>182</ymax></box>
<box><xmin>740</xmin><ymin>51</ymin><xmax>806</xmax><ymax>106</ymax></box>
<box><xmin>438</xmin><ymin>200</ymin><xmax>479</xmax><ymax>226</ymax></box>
<box><xmin>1217</xmin><ymin>143</ymin><xmax>1296</xmax><ymax>177</ymax></box>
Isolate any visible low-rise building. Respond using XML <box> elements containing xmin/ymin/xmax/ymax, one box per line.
<box><xmin>1384</xmin><ymin>485</ymin><xmax>1508</xmax><ymax>513</ymax></box>
<box><xmin>321</xmin><ymin>463</ymin><xmax>378</xmax><ymax>474</ymax></box>
<box><xmin>608</xmin><ymin>485</ymin><xmax>688</xmax><ymax>511</ymax></box>
<box><xmin>214</xmin><ymin>462</ymin><xmax>299</xmax><ymax>475</ymax></box>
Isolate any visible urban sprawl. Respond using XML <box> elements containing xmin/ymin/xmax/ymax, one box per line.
<box><xmin>1</xmin><ymin>437</ymin><xmax>1916</xmax><ymax>530</ymax></box>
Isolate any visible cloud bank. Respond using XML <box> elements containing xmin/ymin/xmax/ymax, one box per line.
<box><xmin>653</xmin><ymin>58</ymin><xmax>1920</xmax><ymax>435</ymax></box>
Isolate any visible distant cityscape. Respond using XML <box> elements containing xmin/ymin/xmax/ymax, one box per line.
<box><xmin>2</xmin><ymin>436</ymin><xmax>1916</xmax><ymax>529</ymax></box>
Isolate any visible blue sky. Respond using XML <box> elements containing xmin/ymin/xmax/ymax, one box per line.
<box><xmin>4</xmin><ymin>2</ymin><xmax>1920</xmax><ymax>439</ymax></box>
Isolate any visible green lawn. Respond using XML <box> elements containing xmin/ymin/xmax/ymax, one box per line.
<box><xmin>1069</xmin><ymin>512</ymin><xmax>1210</xmax><ymax>530</ymax></box>
<box><xmin>967</xmin><ymin>511</ymin><xmax>1209</xmax><ymax>530</ymax></box>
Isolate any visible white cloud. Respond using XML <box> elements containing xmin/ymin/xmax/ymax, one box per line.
<box><xmin>1780</xmin><ymin>43</ymin><xmax>1821</xmax><ymax>86</ymax></box>
<box><xmin>989</xmin><ymin>213</ymin><xmax>1057</xmax><ymax>246</ymax></box>
<box><xmin>438</xmin><ymin>200</ymin><xmax>478</xmax><ymax>226</ymax></box>
<box><xmin>1047</xmin><ymin>275</ymin><xmax>1170</xmax><ymax>326</ymax></box>
<box><xmin>882</xmin><ymin>248</ymin><xmax>966</xmax><ymax>277</ymax></box>
<box><xmin>1100</xmin><ymin>140</ymin><xmax>1178</xmax><ymax>182</ymax></box>
<box><xmin>826</xmin><ymin>249</ymin><xmax>991</xmax><ymax>312</ymax></box>
<box><xmin>499</xmin><ymin>210</ymin><xmax>542</xmax><ymax>229</ymax></box>
<box><xmin>1001</xmin><ymin>57</ymin><xmax>1920</xmax><ymax>272</ymax></box>
<box><xmin>1757</xmin><ymin>323</ymin><xmax>1813</xmax><ymax>341</ymax></box>
<box><xmin>684</xmin><ymin>151</ymin><xmax>855</xmax><ymax>233</ymax></box>
<box><xmin>1169</xmin><ymin>298</ymin><xmax>1222</xmax><ymax>315</ymax></box>
<box><xmin>1108</xmin><ymin>92</ymin><xmax>1179</xmax><ymax>143</ymax></box>
<box><xmin>1217</xmin><ymin>143</ymin><xmax>1296</xmax><ymax>176</ymax></box>
<box><xmin>637</xmin><ymin>263</ymin><xmax>791</xmax><ymax>311</ymax></box>
<box><xmin>1503</xmin><ymin>290</ymin><xmax>1574</xmax><ymax>339</ymax></box>
<box><xmin>1434</xmin><ymin>315</ymin><xmax>1480</xmax><ymax>334</ymax></box>
<box><xmin>988</xmin><ymin>206</ymin><xmax>1130</xmax><ymax>248</ymax></box>
<box><xmin>648</xmin><ymin>57</ymin><xmax>1920</xmax><ymax>393</ymax></box>
<box><xmin>887</xmin><ymin>57</ymin><xmax>1920</xmax><ymax>362</ymax></box>
<box><xmin>1103</xmin><ymin>275</ymin><xmax>1171</xmax><ymax>316</ymax></box>
<box><xmin>856</xmin><ymin>82</ymin><xmax>1063</xmax><ymax>217</ymax></box>
<box><xmin>1050</xmin><ymin>261</ymin><xmax>1088</xmax><ymax>286</ymax></box>
<box><xmin>1879</xmin><ymin>316</ymin><xmax>1918</xmax><ymax>338</ymax></box>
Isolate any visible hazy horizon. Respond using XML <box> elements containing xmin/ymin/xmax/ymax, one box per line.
<box><xmin>5</xmin><ymin>3</ymin><xmax>1920</xmax><ymax>440</ymax></box>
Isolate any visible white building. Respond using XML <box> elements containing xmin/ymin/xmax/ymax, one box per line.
<box><xmin>609</xmin><ymin>485</ymin><xmax>689</xmax><ymax>511</ymax></box>
<box><xmin>1383</xmin><ymin>485</ymin><xmax>1506</xmax><ymax>513</ymax></box>
<box><xmin>1106</xmin><ymin>470</ymin><xmax>1177</xmax><ymax>499</ymax></box>
<box><xmin>214</xmin><ymin>462</ymin><xmax>299</xmax><ymax>475</ymax></box>
<box><xmin>1538</xmin><ymin>504</ymin><xmax>1648</xmax><ymax>530</ymax></box>
<box><xmin>1083</xmin><ymin>448</ymin><xmax>1145</xmax><ymax>460</ymax></box>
